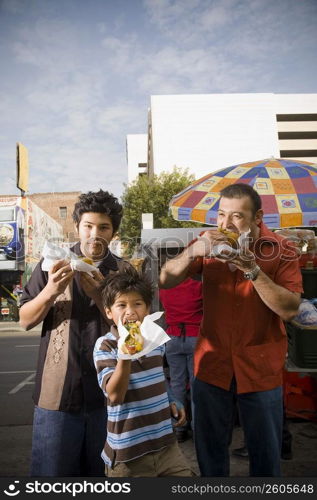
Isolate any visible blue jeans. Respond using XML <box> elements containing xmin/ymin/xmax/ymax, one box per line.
<box><xmin>31</xmin><ymin>406</ymin><xmax>107</xmax><ymax>477</ymax></box>
<box><xmin>165</xmin><ymin>336</ymin><xmax>197</xmax><ymax>431</ymax></box>
<box><xmin>193</xmin><ymin>377</ymin><xmax>283</xmax><ymax>477</ymax></box>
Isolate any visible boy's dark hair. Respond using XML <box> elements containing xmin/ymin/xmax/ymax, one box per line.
<box><xmin>220</xmin><ymin>183</ymin><xmax>262</xmax><ymax>215</ymax></box>
<box><xmin>101</xmin><ymin>262</ymin><xmax>154</xmax><ymax>309</ymax></box>
<box><xmin>72</xmin><ymin>189</ymin><xmax>123</xmax><ymax>233</ymax></box>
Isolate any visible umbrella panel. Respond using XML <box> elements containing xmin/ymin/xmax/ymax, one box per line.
<box><xmin>170</xmin><ymin>159</ymin><xmax>317</xmax><ymax>228</ymax></box>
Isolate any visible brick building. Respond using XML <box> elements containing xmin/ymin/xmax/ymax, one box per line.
<box><xmin>29</xmin><ymin>192</ymin><xmax>81</xmax><ymax>241</ymax></box>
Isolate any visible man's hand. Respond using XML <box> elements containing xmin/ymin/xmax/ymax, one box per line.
<box><xmin>189</xmin><ymin>229</ymin><xmax>237</xmax><ymax>259</ymax></box>
<box><xmin>79</xmin><ymin>269</ymin><xmax>104</xmax><ymax>301</ymax></box>
<box><xmin>230</xmin><ymin>247</ymin><xmax>257</xmax><ymax>273</ymax></box>
<box><xmin>47</xmin><ymin>260</ymin><xmax>74</xmax><ymax>299</ymax></box>
<box><xmin>170</xmin><ymin>402</ymin><xmax>187</xmax><ymax>428</ymax></box>
<box><xmin>159</xmin><ymin>228</ymin><xmax>237</xmax><ymax>288</ymax></box>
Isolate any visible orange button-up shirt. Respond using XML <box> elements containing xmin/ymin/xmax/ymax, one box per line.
<box><xmin>189</xmin><ymin>223</ymin><xmax>303</xmax><ymax>394</ymax></box>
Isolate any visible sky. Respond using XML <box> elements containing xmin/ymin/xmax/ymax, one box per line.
<box><xmin>0</xmin><ymin>0</ymin><xmax>316</xmax><ymax>200</ymax></box>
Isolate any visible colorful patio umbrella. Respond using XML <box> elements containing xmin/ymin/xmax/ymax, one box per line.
<box><xmin>169</xmin><ymin>158</ymin><xmax>317</xmax><ymax>228</ymax></box>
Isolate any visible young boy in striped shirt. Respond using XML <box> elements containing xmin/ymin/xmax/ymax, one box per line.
<box><xmin>93</xmin><ymin>266</ymin><xmax>194</xmax><ymax>477</ymax></box>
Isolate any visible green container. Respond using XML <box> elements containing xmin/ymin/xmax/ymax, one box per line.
<box><xmin>287</xmin><ymin>322</ymin><xmax>317</xmax><ymax>369</ymax></box>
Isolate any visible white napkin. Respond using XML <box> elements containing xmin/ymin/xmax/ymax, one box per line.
<box><xmin>211</xmin><ymin>243</ymin><xmax>239</xmax><ymax>259</ymax></box>
<box><xmin>117</xmin><ymin>311</ymin><xmax>170</xmax><ymax>360</ymax></box>
<box><xmin>41</xmin><ymin>241</ymin><xmax>97</xmax><ymax>276</ymax></box>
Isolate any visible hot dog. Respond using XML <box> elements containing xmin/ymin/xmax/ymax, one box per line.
<box><xmin>218</xmin><ymin>227</ymin><xmax>239</xmax><ymax>246</ymax></box>
<box><xmin>121</xmin><ymin>321</ymin><xmax>143</xmax><ymax>355</ymax></box>
<box><xmin>81</xmin><ymin>257</ymin><xmax>95</xmax><ymax>265</ymax></box>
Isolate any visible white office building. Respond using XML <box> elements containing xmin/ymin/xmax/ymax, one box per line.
<box><xmin>126</xmin><ymin>134</ymin><xmax>148</xmax><ymax>183</ymax></box>
<box><xmin>127</xmin><ymin>93</ymin><xmax>317</xmax><ymax>183</ymax></box>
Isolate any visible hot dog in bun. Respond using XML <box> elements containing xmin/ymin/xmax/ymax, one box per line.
<box><xmin>121</xmin><ymin>320</ymin><xmax>144</xmax><ymax>355</ymax></box>
<box><xmin>81</xmin><ymin>257</ymin><xmax>95</xmax><ymax>265</ymax></box>
<box><xmin>218</xmin><ymin>227</ymin><xmax>239</xmax><ymax>247</ymax></box>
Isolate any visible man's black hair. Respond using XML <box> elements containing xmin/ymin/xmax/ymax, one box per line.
<box><xmin>101</xmin><ymin>262</ymin><xmax>154</xmax><ymax>309</ymax></box>
<box><xmin>220</xmin><ymin>183</ymin><xmax>262</xmax><ymax>215</ymax></box>
<box><xmin>72</xmin><ymin>189</ymin><xmax>123</xmax><ymax>234</ymax></box>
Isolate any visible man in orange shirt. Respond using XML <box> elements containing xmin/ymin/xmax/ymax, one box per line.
<box><xmin>159</xmin><ymin>184</ymin><xmax>302</xmax><ymax>477</ymax></box>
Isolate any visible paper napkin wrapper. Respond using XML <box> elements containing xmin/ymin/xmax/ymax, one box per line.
<box><xmin>117</xmin><ymin>311</ymin><xmax>170</xmax><ymax>360</ymax></box>
<box><xmin>41</xmin><ymin>241</ymin><xmax>97</xmax><ymax>275</ymax></box>
<box><xmin>210</xmin><ymin>230</ymin><xmax>251</xmax><ymax>260</ymax></box>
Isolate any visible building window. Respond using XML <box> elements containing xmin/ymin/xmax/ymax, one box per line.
<box><xmin>59</xmin><ymin>207</ymin><xmax>67</xmax><ymax>219</ymax></box>
<box><xmin>138</xmin><ymin>163</ymin><xmax>148</xmax><ymax>176</ymax></box>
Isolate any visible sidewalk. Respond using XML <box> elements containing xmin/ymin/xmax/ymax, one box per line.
<box><xmin>0</xmin><ymin>321</ymin><xmax>42</xmax><ymax>334</ymax></box>
<box><xmin>179</xmin><ymin>421</ymin><xmax>317</xmax><ymax>477</ymax></box>
<box><xmin>1</xmin><ymin>421</ymin><xmax>317</xmax><ymax>477</ymax></box>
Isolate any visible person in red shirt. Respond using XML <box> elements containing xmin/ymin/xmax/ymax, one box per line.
<box><xmin>159</xmin><ymin>183</ymin><xmax>302</xmax><ymax>477</ymax></box>
<box><xmin>159</xmin><ymin>276</ymin><xmax>203</xmax><ymax>442</ymax></box>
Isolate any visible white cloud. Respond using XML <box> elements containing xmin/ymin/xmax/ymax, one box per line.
<box><xmin>143</xmin><ymin>0</ymin><xmax>317</xmax><ymax>67</ymax></box>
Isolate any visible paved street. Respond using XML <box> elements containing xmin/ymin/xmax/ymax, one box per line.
<box><xmin>0</xmin><ymin>322</ymin><xmax>317</xmax><ymax>478</ymax></box>
<box><xmin>0</xmin><ymin>322</ymin><xmax>41</xmax><ymax>476</ymax></box>
<box><xmin>0</xmin><ymin>326</ymin><xmax>39</xmax><ymax>427</ymax></box>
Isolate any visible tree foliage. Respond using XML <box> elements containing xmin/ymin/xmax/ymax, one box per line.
<box><xmin>119</xmin><ymin>167</ymin><xmax>202</xmax><ymax>246</ymax></box>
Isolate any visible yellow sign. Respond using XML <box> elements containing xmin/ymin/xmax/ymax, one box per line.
<box><xmin>16</xmin><ymin>142</ymin><xmax>29</xmax><ymax>194</ymax></box>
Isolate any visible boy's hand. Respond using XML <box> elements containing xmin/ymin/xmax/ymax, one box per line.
<box><xmin>170</xmin><ymin>402</ymin><xmax>187</xmax><ymax>427</ymax></box>
<box><xmin>80</xmin><ymin>270</ymin><xmax>104</xmax><ymax>301</ymax></box>
<box><xmin>47</xmin><ymin>260</ymin><xmax>74</xmax><ymax>298</ymax></box>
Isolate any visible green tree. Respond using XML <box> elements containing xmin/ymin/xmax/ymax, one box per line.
<box><xmin>119</xmin><ymin>167</ymin><xmax>201</xmax><ymax>251</ymax></box>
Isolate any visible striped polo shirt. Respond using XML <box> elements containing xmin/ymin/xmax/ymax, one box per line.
<box><xmin>94</xmin><ymin>327</ymin><xmax>176</xmax><ymax>466</ymax></box>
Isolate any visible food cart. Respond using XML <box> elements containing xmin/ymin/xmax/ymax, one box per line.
<box><xmin>140</xmin><ymin>227</ymin><xmax>202</xmax><ymax>313</ymax></box>
<box><xmin>276</xmin><ymin>228</ymin><xmax>317</xmax><ymax>422</ymax></box>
